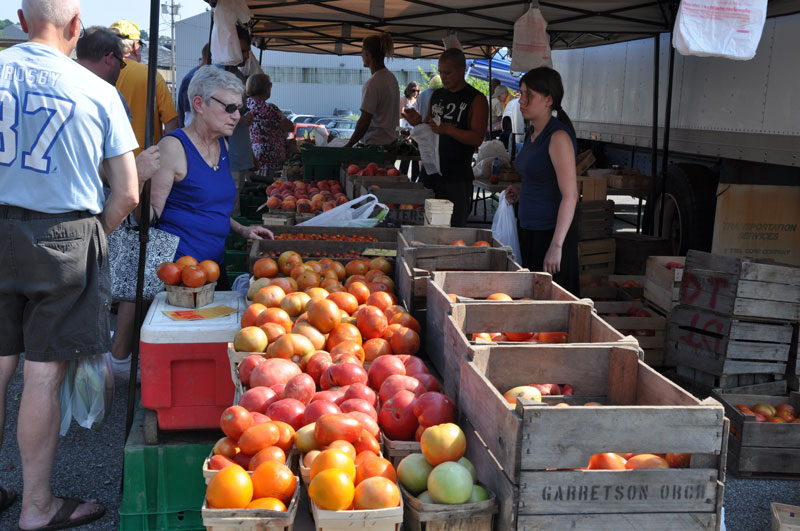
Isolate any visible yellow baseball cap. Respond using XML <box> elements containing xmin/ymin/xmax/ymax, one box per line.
<box><xmin>110</xmin><ymin>20</ymin><xmax>141</xmax><ymax>41</ymax></box>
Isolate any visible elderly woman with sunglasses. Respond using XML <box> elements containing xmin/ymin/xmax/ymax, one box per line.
<box><xmin>149</xmin><ymin>66</ymin><xmax>273</xmax><ymax>287</ymax></box>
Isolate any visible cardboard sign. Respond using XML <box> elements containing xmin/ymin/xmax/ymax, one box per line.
<box><xmin>712</xmin><ymin>184</ymin><xmax>800</xmax><ymax>266</ymax></box>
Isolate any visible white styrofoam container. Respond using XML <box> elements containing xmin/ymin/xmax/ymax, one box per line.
<box><xmin>140</xmin><ymin>290</ymin><xmax>246</xmax><ymax>344</ymax></box>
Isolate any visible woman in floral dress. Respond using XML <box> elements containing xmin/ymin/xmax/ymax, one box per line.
<box><xmin>246</xmin><ymin>74</ymin><xmax>293</xmax><ymax>173</ymax></box>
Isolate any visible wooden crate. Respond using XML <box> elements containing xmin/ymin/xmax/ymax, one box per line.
<box><xmin>577</xmin><ymin>175</ymin><xmax>606</xmax><ymax>202</ymax></box>
<box><xmin>360</xmin><ymin>182</ymin><xmax>434</xmax><ymax>206</ymax></box>
<box><xmin>381</xmin><ymin>434</ymin><xmax>420</xmax><ymax>470</ymax></box>
<box><xmin>396</xmin><ymin>247</ymin><xmax>524</xmax><ymax>317</ymax></box>
<box><xmin>576</xmin><ymin>200</ymin><xmax>614</xmax><ymax>241</ymax></box>
<box><xmin>248</xmin><ymin>226</ymin><xmax>398</xmax><ymax>269</ymax></box>
<box><xmin>400</xmin><ymin>484</ymin><xmax>497</xmax><ymax>531</ymax></box>
<box><xmin>578</xmin><ymin>238</ymin><xmax>615</xmax><ymax>280</ymax></box>
<box><xmin>672</xmin><ymin>365</ymin><xmax>788</xmax><ymax>396</ymax></box>
<box><xmin>595</xmin><ymin>301</ymin><xmax>668</xmax><ymax>367</ymax></box>
<box><xmin>201</xmin><ymin>479</ymin><xmax>300</xmax><ymax>530</ymax></box>
<box><xmin>613</xmin><ymin>233</ymin><xmax>673</xmax><ymax>275</ymax></box>
<box><xmin>164</xmin><ymin>282</ymin><xmax>216</xmax><ymax>309</ymax></box>
<box><xmin>397</xmin><ymin>226</ymin><xmax>506</xmax><ymax>253</ymax></box>
<box><xmin>426</xmin><ymin>271</ymin><xmax>579</xmax><ymax>382</ymax></box>
<box><xmin>310</xmin><ymin>497</ymin><xmax>403</xmax><ymax>531</ymax></box>
<box><xmin>262</xmin><ymin>213</ymin><xmax>296</xmax><ymax>226</ymax></box>
<box><xmin>789</xmin><ymin>325</ymin><xmax>800</xmax><ymax>391</ymax></box>
<box><xmin>580</xmin><ymin>274</ymin><xmax>645</xmax><ymax>301</ymax></box>
<box><xmin>645</xmin><ymin>256</ymin><xmax>685</xmax><ymax>316</ymax></box>
<box><xmin>345</xmin><ymin>174</ymin><xmax>409</xmax><ymax>199</ymax></box>
<box><xmin>681</xmin><ymin>250</ymin><xmax>800</xmax><ymax>322</ymax></box>
<box><xmin>438</xmin><ymin>300</ymin><xmax>637</xmax><ymax>400</ymax></box>
<box><xmin>712</xmin><ymin>390</ymin><xmax>800</xmax><ymax>478</ymax></box>
<box><xmin>606</xmin><ymin>168</ymin><xmax>652</xmax><ymax>191</ymax></box>
<box><xmin>459</xmin><ymin>344</ymin><xmax>726</xmax><ymax>530</ymax></box>
<box><xmin>666</xmin><ymin>305</ymin><xmax>793</xmax><ymax>380</ymax></box>
<box><xmin>385</xmin><ymin>208</ymin><xmax>425</xmax><ymax>226</ymax></box>
<box><xmin>772</xmin><ymin>503</ymin><xmax>800</xmax><ymax>531</ymax></box>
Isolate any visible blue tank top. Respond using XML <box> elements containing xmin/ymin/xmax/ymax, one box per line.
<box><xmin>515</xmin><ymin>117</ymin><xmax>577</xmax><ymax>230</ymax></box>
<box><xmin>158</xmin><ymin>129</ymin><xmax>236</xmax><ymax>264</ymax></box>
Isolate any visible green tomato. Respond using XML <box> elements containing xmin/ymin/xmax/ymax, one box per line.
<box><xmin>468</xmin><ymin>484</ymin><xmax>490</xmax><ymax>503</ymax></box>
<box><xmin>427</xmin><ymin>462</ymin><xmax>473</xmax><ymax>504</ymax></box>
<box><xmin>398</xmin><ymin>453</ymin><xmax>433</xmax><ymax>495</ymax></box>
<box><xmin>458</xmin><ymin>457</ymin><xmax>477</xmax><ymax>483</ymax></box>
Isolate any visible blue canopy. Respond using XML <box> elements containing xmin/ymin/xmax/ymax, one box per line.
<box><xmin>466</xmin><ymin>58</ymin><xmax>522</xmax><ymax>92</ymax></box>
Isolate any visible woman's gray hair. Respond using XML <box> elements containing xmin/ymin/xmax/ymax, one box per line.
<box><xmin>187</xmin><ymin>66</ymin><xmax>244</xmax><ymax>116</ymax></box>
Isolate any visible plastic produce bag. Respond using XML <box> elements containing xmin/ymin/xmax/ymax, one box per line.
<box><xmin>298</xmin><ymin>194</ymin><xmax>389</xmax><ymax>228</ymax></box>
<box><xmin>477</xmin><ymin>140</ymin><xmax>511</xmax><ymax>165</ymax></box>
<box><xmin>511</xmin><ymin>5</ymin><xmax>552</xmax><ymax>72</ymax></box>
<box><xmin>673</xmin><ymin>0</ymin><xmax>767</xmax><ymax>60</ymax></box>
<box><xmin>313</xmin><ymin>126</ymin><xmax>328</xmax><ymax>146</ymax></box>
<box><xmin>492</xmin><ymin>190</ymin><xmax>522</xmax><ymax>262</ymax></box>
<box><xmin>211</xmin><ymin>0</ymin><xmax>252</xmax><ymax>66</ymax></box>
<box><xmin>412</xmin><ymin>123</ymin><xmax>440</xmax><ymax>175</ymax></box>
<box><xmin>58</xmin><ymin>360</ymin><xmax>76</xmax><ymax>436</ymax></box>
<box><xmin>70</xmin><ymin>354</ymin><xmax>114</xmax><ymax>432</ymax></box>
<box><xmin>442</xmin><ymin>32</ymin><xmax>462</xmax><ymax>50</ymax></box>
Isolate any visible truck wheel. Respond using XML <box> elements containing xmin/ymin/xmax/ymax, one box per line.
<box><xmin>646</xmin><ymin>164</ymin><xmax>718</xmax><ymax>255</ymax></box>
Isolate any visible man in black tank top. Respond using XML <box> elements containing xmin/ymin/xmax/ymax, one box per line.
<box><xmin>403</xmin><ymin>49</ymin><xmax>488</xmax><ymax>227</ymax></box>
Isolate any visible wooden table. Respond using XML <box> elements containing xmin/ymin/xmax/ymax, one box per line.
<box><xmin>472</xmin><ymin>179</ymin><xmax>515</xmax><ymax>222</ymax></box>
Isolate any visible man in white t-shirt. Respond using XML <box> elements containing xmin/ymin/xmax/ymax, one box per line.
<box><xmin>345</xmin><ymin>34</ymin><xmax>399</xmax><ymax>147</ymax></box>
<box><xmin>0</xmin><ymin>1</ymin><xmax>139</xmax><ymax>528</ymax></box>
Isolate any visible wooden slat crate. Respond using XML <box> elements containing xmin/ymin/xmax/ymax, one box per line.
<box><xmin>672</xmin><ymin>365</ymin><xmax>788</xmax><ymax>396</ymax></box>
<box><xmin>771</xmin><ymin>502</ymin><xmax>800</xmax><ymax>531</ymax></box>
<box><xmin>262</xmin><ymin>213</ymin><xmax>296</xmax><ymax>226</ymax></box>
<box><xmin>400</xmin><ymin>483</ymin><xmax>497</xmax><ymax>531</ymax></box>
<box><xmin>576</xmin><ymin>200</ymin><xmax>614</xmax><ymax>241</ymax></box>
<box><xmin>248</xmin><ymin>226</ymin><xmax>398</xmax><ymax>269</ymax></box>
<box><xmin>578</xmin><ymin>238</ymin><xmax>615</xmax><ymax>281</ymax></box>
<box><xmin>595</xmin><ymin>301</ymin><xmax>668</xmax><ymax>367</ymax></box>
<box><xmin>645</xmin><ymin>256</ymin><xmax>685</xmax><ymax>316</ymax></box>
<box><xmin>381</xmin><ymin>434</ymin><xmax>420</xmax><ymax>470</ymax></box>
<box><xmin>577</xmin><ymin>175</ymin><xmax>606</xmax><ymax>202</ymax></box>
<box><xmin>712</xmin><ymin>390</ymin><xmax>800</xmax><ymax>478</ymax></box>
<box><xmin>426</xmin><ymin>271</ymin><xmax>579</xmax><ymax>380</ymax></box>
<box><xmin>360</xmin><ymin>182</ymin><xmax>434</xmax><ymax>206</ymax></box>
<box><xmin>580</xmin><ymin>274</ymin><xmax>645</xmax><ymax>301</ymax></box>
<box><xmin>575</xmin><ymin>150</ymin><xmax>597</xmax><ymax>177</ymax></box>
<box><xmin>681</xmin><ymin>250</ymin><xmax>800</xmax><ymax>322</ymax></box>
<box><xmin>395</xmin><ymin>246</ymin><xmax>524</xmax><ymax>318</ymax></box>
<box><xmin>666</xmin><ymin>305</ymin><xmax>793</xmax><ymax>381</ymax></box>
<box><xmin>459</xmin><ymin>344</ymin><xmax>727</xmax><ymax>530</ymax></box>
<box><xmin>438</xmin><ymin>300</ymin><xmax>637</xmax><ymax>400</ymax></box>
<box><xmin>201</xmin><ymin>479</ymin><xmax>300</xmax><ymax>530</ymax></box>
<box><xmin>345</xmin><ymin>174</ymin><xmax>408</xmax><ymax>199</ymax></box>
<box><xmin>397</xmin><ymin>226</ymin><xmax>506</xmax><ymax>255</ymax></box>
<box><xmin>310</xmin><ymin>497</ymin><xmax>403</xmax><ymax>531</ymax></box>
<box><xmin>613</xmin><ymin>233</ymin><xmax>673</xmax><ymax>275</ymax></box>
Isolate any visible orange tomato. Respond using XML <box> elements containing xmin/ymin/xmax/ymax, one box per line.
<box><xmin>449</xmin><ymin>239</ymin><xmax>466</xmax><ymax>246</ymax></box>
<box><xmin>238</xmin><ymin>422</ymin><xmax>280</xmax><ymax>455</ymax></box>
<box><xmin>175</xmin><ymin>255</ymin><xmax>198</xmax><ymax>269</ymax></box>
<box><xmin>220</xmin><ymin>406</ymin><xmax>253</xmax><ymax>440</ymax></box>
<box><xmin>251</xmin><ymin>461</ymin><xmax>296</xmax><ymax>503</ymax></box>
<box><xmin>472</xmin><ymin>240</ymin><xmax>491</xmax><ymax>247</ymax></box>
<box><xmin>587</xmin><ymin>453</ymin><xmax>627</xmax><ymax>470</ymax></box>
<box><xmin>246</xmin><ymin>497</ymin><xmax>287</xmax><ymax>511</ymax></box>
<box><xmin>181</xmin><ymin>265</ymin><xmax>207</xmax><ymax>287</ymax></box>
<box><xmin>241</xmin><ymin>303</ymin><xmax>268</xmax><ymax>328</ymax></box>
<box><xmin>356</xmin><ymin>305</ymin><xmax>389</xmax><ymax>339</ymax></box>
<box><xmin>157</xmin><ymin>262</ymin><xmax>182</xmax><ymax>285</ymax></box>
<box><xmin>198</xmin><ymin>260</ymin><xmax>220</xmax><ymax>283</ymax></box>
<box><xmin>253</xmin><ymin>257</ymin><xmax>279</xmax><ymax>279</ymax></box>
<box><xmin>363</xmin><ymin>338</ymin><xmax>392</xmax><ymax>361</ymax></box>
<box><xmin>310</xmin><ymin>449</ymin><xmax>356</xmax><ymax>482</ymax></box>
<box><xmin>538</xmin><ymin>332</ymin><xmax>569</xmax><ymax>343</ymax></box>
<box><xmin>353</xmin><ymin>477</ymin><xmax>400</xmax><ymax>509</ymax></box>
<box><xmin>486</xmin><ymin>293</ymin><xmax>512</xmax><ymax>301</ymax></box>
<box><xmin>248</xmin><ymin>446</ymin><xmax>287</xmax><ymax>471</ymax></box>
<box><xmin>308</xmin><ymin>468</ymin><xmax>355</xmax><ymax>510</ymax></box>
<box><xmin>625</xmin><ymin>454</ymin><xmax>669</xmax><ymax>469</ymax></box>
<box><xmin>326</xmin><ymin>440</ymin><xmax>357</xmax><ymax>462</ymax></box>
<box><xmin>355</xmin><ymin>456</ymin><xmax>396</xmax><ymax>485</ymax></box>
<box><xmin>208</xmin><ymin>454</ymin><xmax>236</xmax><ymax>470</ymax></box>
<box><xmin>327</xmin><ymin>323</ymin><xmax>363</xmax><ymax>350</ymax></box>
<box><xmin>206</xmin><ymin>464</ymin><xmax>253</xmax><ymax>509</ymax></box>
<box><xmin>348</xmin><ymin>281</ymin><xmax>371</xmax><ymax>305</ymax></box>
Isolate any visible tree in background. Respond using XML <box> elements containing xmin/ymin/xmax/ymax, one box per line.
<box><xmin>417</xmin><ymin>63</ymin><xmax>489</xmax><ymax>98</ymax></box>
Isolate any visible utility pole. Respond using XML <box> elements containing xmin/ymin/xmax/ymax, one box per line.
<box><xmin>162</xmin><ymin>0</ymin><xmax>181</xmax><ymax>100</ymax></box>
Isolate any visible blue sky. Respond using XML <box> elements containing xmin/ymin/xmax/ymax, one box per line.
<box><xmin>1</xmin><ymin>0</ymin><xmax>210</xmax><ymax>34</ymax></box>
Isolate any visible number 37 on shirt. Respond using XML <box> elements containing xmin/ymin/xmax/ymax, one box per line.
<box><xmin>0</xmin><ymin>88</ymin><xmax>75</xmax><ymax>173</ymax></box>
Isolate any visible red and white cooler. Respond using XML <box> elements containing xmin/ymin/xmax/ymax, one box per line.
<box><xmin>140</xmin><ymin>290</ymin><xmax>245</xmax><ymax>430</ymax></box>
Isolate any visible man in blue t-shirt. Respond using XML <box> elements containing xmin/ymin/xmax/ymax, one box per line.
<box><xmin>0</xmin><ymin>1</ymin><xmax>140</xmax><ymax>529</ymax></box>
<box><xmin>177</xmin><ymin>42</ymin><xmax>210</xmax><ymax>127</ymax></box>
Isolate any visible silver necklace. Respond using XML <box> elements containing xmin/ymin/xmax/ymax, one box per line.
<box><xmin>189</xmin><ymin>129</ymin><xmax>219</xmax><ymax>171</ymax></box>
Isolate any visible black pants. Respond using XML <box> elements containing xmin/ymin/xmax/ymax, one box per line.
<box><xmin>518</xmin><ymin>222</ymin><xmax>580</xmax><ymax>296</ymax></box>
<box><xmin>398</xmin><ymin>143</ymin><xmax>420</xmax><ymax>182</ymax></box>
<box><xmin>430</xmin><ymin>178</ymin><xmax>472</xmax><ymax>228</ymax></box>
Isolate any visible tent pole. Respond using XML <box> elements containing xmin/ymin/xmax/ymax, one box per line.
<box><xmin>647</xmin><ymin>34</ymin><xmax>660</xmax><ymax>235</ymax></box>
<box><xmin>659</xmin><ymin>36</ymin><xmax>676</xmax><ymax>238</ymax></box>
<box><xmin>124</xmin><ymin>0</ymin><xmax>161</xmax><ymax>441</ymax></box>
<box><xmin>487</xmin><ymin>47</ymin><xmax>493</xmax><ymax>138</ymax></box>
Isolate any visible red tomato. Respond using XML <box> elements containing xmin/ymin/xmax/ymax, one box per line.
<box><xmin>157</xmin><ymin>262</ymin><xmax>182</xmax><ymax>285</ymax></box>
<box><xmin>412</xmin><ymin>392</ymin><xmax>457</xmax><ymax>428</ymax></box>
<box><xmin>314</xmin><ymin>413</ymin><xmax>363</xmax><ymax>446</ymax></box>
<box><xmin>537</xmin><ymin>332</ymin><xmax>568</xmax><ymax>343</ymax></box>
<box><xmin>378</xmin><ymin>389</ymin><xmax>418</xmax><ymax>441</ymax></box>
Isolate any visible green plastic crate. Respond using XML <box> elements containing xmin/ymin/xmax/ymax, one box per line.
<box><xmin>232</xmin><ymin>215</ymin><xmax>262</xmax><ymax>227</ymax></box>
<box><xmin>300</xmin><ymin>145</ymin><xmax>385</xmax><ymax>181</ymax></box>
<box><xmin>119</xmin><ymin>406</ymin><xmax>214</xmax><ymax>531</ymax></box>
<box><xmin>239</xmin><ymin>194</ymin><xmax>264</xmax><ymax>220</ymax></box>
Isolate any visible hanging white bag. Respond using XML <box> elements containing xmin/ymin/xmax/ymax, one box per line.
<box><xmin>442</xmin><ymin>32</ymin><xmax>462</xmax><ymax>50</ymax></box>
<box><xmin>510</xmin><ymin>5</ymin><xmax>552</xmax><ymax>72</ymax></box>
<box><xmin>673</xmin><ymin>0</ymin><xmax>767</xmax><ymax>60</ymax></box>
<box><xmin>298</xmin><ymin>194</ymin><xmax>389</xmax><ymax>228</ymax></box>
<box><xmin>211</xmin><ymin>0</ymin><xmax>252</xmax><ymax>66</ymax></box>
<box><xmin>492</xmin><ymin>191</ymin><xmax>523</xmax><ymax>262</ymax></box>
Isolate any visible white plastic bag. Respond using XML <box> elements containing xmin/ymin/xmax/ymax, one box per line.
<box><xmin>69</xmin><ymin>354</ymin><xmax>114</xmax><ymax>433</ymax></box>
<box><xmin>313</xmin><ymin>126</ymin><xmax>328</xmax><ymax>146</ymax></box>
<box><xmin>673</xmin><ymin>0</ymin><xmax>767</xmax><ymax>60</ymax></box>
<box><xmin>492</xmin><ymin>190</ymin><xmax>522</xmax><ymax>262</ymax></box>
<box><xmin>511</xmin><ymin>6</ymin><xmax>552</xmax><ymax>72</ymax></box>
<box><xmin>411</xmin><ymin>123</ymin><xmax>440</xmax><ymax>175</ymax></box>
<box><xmin>442</xmin><ymin>32</ymin><xmax>462</xmax><ymax>50</ymax></box>
<box><xmin>238</xmin><ymin>52</ymin><xmax>264</xmax><ymax>77</ymax></box>
<box><xmin>477</xmin><ymin>140</ymin><xmax>511</xmax><ymax>165</ymax></box>
<box><xmin>58</xmin><ymin>361</ymin><xmax>75</xmax><ymax>436</ymax></box>
<box><xmin>211</xmin><ymin>0</ymin><xmax>252</xmax><ymax>66</ymax></box>
<box><xmin>298</xmin><ymin>194</ymin><xmax>389</xmax><ymax>228</ymax></box>
<box><xmin>473</xmin><ymin>158</ymin><xmax>492</xmax><ymax>179</ymax></box>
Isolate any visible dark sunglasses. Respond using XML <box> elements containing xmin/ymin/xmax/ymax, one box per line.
<box><xmin>109</xmin><ymin>52</ymin><xmax>126</xmax><ymax>69</ymax></box>
<box><xmin>210</xmin><ymin>96</ymin><xmax>245</xmax><ymax>114</ymax></box>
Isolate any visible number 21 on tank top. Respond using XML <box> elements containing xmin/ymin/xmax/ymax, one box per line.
<box><xmin>0</xmin><ymin>89</ymin><xmax>76</xmax><ymax>172</ymax></box>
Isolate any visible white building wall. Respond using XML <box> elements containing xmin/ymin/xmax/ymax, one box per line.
<box><xmin>175</xmin><ymin>12</ymin><xmax>437</xmax><ymax>116</ymax></box>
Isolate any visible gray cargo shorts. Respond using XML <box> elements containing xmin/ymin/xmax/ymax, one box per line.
<box><xmin>0</xmin><ymin>205</ymin><xmax>111</xmax><ymax>361</ymax></box>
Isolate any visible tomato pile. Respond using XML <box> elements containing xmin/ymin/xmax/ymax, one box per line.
<box><xmin>734</xmin><ymin>402</ymin><xmax>797</xmax><ymax>423</ymax></box>
<box><xmin>584</xmin><ymin>452</ymin><xmax>691</xmax><ymax>470</ymax></box>
<box><xmin>259</xmin><ymin>249</ymin><xmax>366</xmax><ymax>259</ymax></box>
<box><xmin>347</xmin><ymin>162</ymin><xmax>400</xmax><ymax>178</ymax></box>
<box><xmin>397</xmin><ymin>423</ymin><xmax>492</xmax><ymax>505</ymax></box>
<box><xmin>274</xmin><ymin>233</ymin><xmax>378</xmax><ymax>242</ymax></box>
<box><xmin>266</xmin><ymin>179</ymin><xmax>348</xmax><ymax>214</ymax></box>
<box><xmin>157</xmin><ymin>255</ymin><xmax>220</xmax><ymax>288</ymax></box>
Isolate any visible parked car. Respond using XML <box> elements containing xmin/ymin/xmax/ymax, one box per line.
<box><xmin>293</xmin><ymin>122</ymin><xmax>328</xmax><ymax>142</ymax></box>
<box><xmin>280</xmin><ymin>108</ymin><xmax>293</xmax><ymax>117</ymax></box>
<box><xmin>288</xmin><ymin>114</ymin><xmax>315</xmax><ymax>124</ymax></box>
<box><xmin>314</xmin><ymin>117</ymin><xmax>356</xmax><ymax>139</ymax></box>
<box><xmin>332</xmin><ymin>108</ymin><xmax>354</xmax><ymax>117</ymax></box>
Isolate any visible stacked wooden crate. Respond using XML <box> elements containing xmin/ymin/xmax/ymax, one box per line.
<box><xmin>458</xmin><ymin>343</ymin><xmax>727</xmax><ymax>530</ymax></box>
<box><xmin>666</xmin><ymin>250</ymin><xmax>800</xmax><ymax>394</ymax></box>
<box><xmin>645</xmin><ymin>256</ymin><xmax>685</xmax><ymax>318</ymax></box>
<box><xmin>576</xmin><ymin>163</ymin><xmax>615</xmax><ymax>281</ymax></box>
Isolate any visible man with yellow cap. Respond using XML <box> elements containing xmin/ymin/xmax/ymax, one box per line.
<box><xmin>110</xmin><ymin>19</ymin><xmax>178</xmax><ymax>157</ymax></box>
